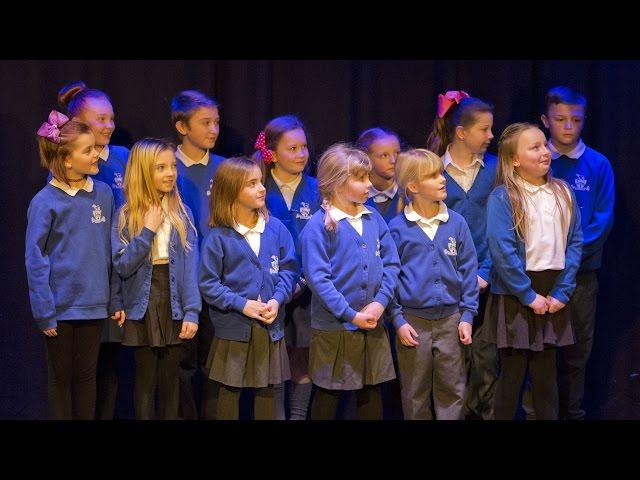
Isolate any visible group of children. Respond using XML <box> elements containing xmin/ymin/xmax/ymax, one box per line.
<box><xmin>25</xmin><ymin>82</ymin><xmax>614</xmax><ymax>420</ymax></box>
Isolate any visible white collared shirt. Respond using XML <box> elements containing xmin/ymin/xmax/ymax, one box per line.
<box><xmin>152</xmin><ymin>195</ymin><xmax>171</xmax><ymax>265</ymax></box>
<box><xmin>368</xmin><ymin>183</ymin><xmax>398</xmax><ymax>204</ymax></box>
<box><xmin>404</xmin><ymin>201</ymin><xmax>449</xmax><ymax>240</ymax></box>
<box><xmin>328</xmin><ymin>205</ymin><xmax>371</xmax><ymax>236</ymax></box>
<box><xmin>548</xmin><ymin>139</ymin><xmax>586</xmax><ymax>160</ymax></box>
<box><xmin>233</xmin><ymin>213</ymin><xmax>266</xmax><ymax>257</ymax></box>
<box><xmin>442</xmin><ymin>147</ymin><xmax>485</xmax><ymax>192</ymax></box>
<box><xmin>516</xmin><ymin>177</ymin><xmax>570</xmax><ymax>271</ymax></box>
<box><xmin>49</xmin><ymin>176</ymin><xmax>94</xmax><ymax>197</ymax></box>
<box><xmin>271</xmin><ymin>170</ymin><xmax>302</xmax><ymax>210</ymax></box>
<box><xmin>176</xmin><ymin>145</ymin><xmax>210</xmax><ymax>167</ymax></box>
<box><xmin>98</xmin><ymin>144</ymin><xmax>110</xmax><ymax>162</ymax></box>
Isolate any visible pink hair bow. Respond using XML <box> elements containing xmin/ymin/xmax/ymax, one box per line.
<box><xmin>37</xmin><ymin>110</ymin><xmax>70</xmax><ymax>143</ymax></box>
<box><xmin>254</xmin><ymin>130</ymin><xmax>274</xmax><ymax>165</ymax></box>
<box><xmin>437</xmin><ymin>90</ymin><xmax>471</xmax><ymax>118</ymax></box>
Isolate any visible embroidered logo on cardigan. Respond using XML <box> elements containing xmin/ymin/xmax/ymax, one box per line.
<box><xmin>295</xmin><ymin>201</ymin><xmax>312</xmax><ymax>220</ymax></box>
<box><xmin>112</xmin><ymin>172</ymin><xmax>123</xmax><ymax>189</ymax></box>
<box><xmin>270</xmin><ymin>255</ymin><xmax>279</xmax><ymax>274</ymax></box>
<box><xmin>91</xmin><ymin>204</ymin><xmax>106</xmax><ymax>224</ymax></box>
<box><xmin>572</xmin><ymin>173</ymin><xmax>590</xmax><ymax>192</ymax></box>
<box><xmin>444</xmin><ymin>237</ymin><xmax>457</xmax><ymax>256</ymax></box>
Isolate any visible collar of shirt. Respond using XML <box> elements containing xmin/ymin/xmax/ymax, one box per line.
<box><xmin>328</xmin><ymin>205</ymin><xmax>372</xmax><ymax>222</ymax></box>
<box><xmin>516</xmin><ymin>176</ymin><xmax>554</xmax><ymax>195</ymax></box>
<box><xmin>442</xmin><ymin>147</ymin><xmax>485</xmax><ymax>172</ymax></box>
<box><xmin>176</xmin><ymin>145</ymin><xmax>210</xmax><ymax>167</ymax></box>
<box><xmin>368</xmin><ymin>182</ymin><xmax>398</xmax><ymax>203</ymax></box>
<box><xmin>548</xmin><ymin>139</ymin><xmax>586</xmax><ymax>160</ymax></box>
<box><xmin>404</xmin><ymin>201</ymin><xmax>449</xmax><ymax>225</ymax></box>
<box><xmin>271</xmin><ymin>170</ymin><xmax>302</xmax><ymax>193</ymax></box>
<box><xmin>98</xmin><ymin>144</ymin><xmax>110</xmax><ymax>162</ymax></box>
<box><xmin>233</xmin><ymin>213</ymin><xmax>266</xmax><ymax>236</ymax></box>
<box><xmin>49</xmin><ymin>176</ymin><xmax>94</xmax><ymax>196</ymax></box>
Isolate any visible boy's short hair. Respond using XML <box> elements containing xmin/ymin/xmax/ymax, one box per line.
<box><xmin>171</xmin><ymin>90</ymin><xmax>219</xmax><ymax>128</ymax></box>
<box><xmin>545</xmin><ymin>86</ymin><xmax>587</xmax><ymax>111</ymax></box>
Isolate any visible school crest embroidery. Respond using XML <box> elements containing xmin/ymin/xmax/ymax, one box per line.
<box><xmin>375</xmin><ymin>238</ymin><xmax>381</xmax><ymax>257</ymax></box>
<box><xmin>444</xmin><ymin>236</ymin><xmax>457</xmax><ymax>256</ymax></box>
<box><xmin>91</xmin><ymin>204</ymin><xmax>106</xmax><ymax>224</ymax></box>
<box><xmin>572</xmin><ymin>173</ymin><xmax>590</xmax><ymax>192</ymax></box>
<box><xmin>295</xmin><ymin>201</ymin><xmax>312</xmax><ymax>220</ymax></box>
<box><xmin>270</xmin><ymin>255</ymin><xmax>279</xmax><ymax>274</ymax></box>
<box><xmin>112</xmin><ymin>172</ymin><xmax>123</xmax><ymax>189</ymax></box>
<box><xmin>206</xmin><ymin>177</ymin><xmax>214</xmax><ymax>197</ymax></box>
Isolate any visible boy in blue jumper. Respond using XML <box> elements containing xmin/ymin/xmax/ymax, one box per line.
<box><xmin>171</xmin><ymin>90</ymin><xmax>226</xmax><ymax>419</ymax></box>
<box><xmin>388</xmin><ymin>149</ymin><xmax>478</xmax><ymax>420</ymax></box>
<box><xmin>27</xmin><ymin>111</ymin><xmax>123</xmax><ymax>419</ymax></box>
<box><xmin>540</xmin><ymin>86</ymin><xmax>615</xmax><ymax>420</ymax></box>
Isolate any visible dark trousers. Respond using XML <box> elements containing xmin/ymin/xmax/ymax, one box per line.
<box><xmin>95</xmin><ymin>342</ymin><xmax>120</xmax><ymax>420</ymax></box>
<box><xmin>134</xmin><ymin>345</ymin><xmax>182</xmax><ymax>420</ymax></box>
<box><xmin>311</xmin><ymin>385</ymin><xmax>383</xmax><ymax>420</ymax></box>
<box><xmin>557</xmin><ymin>271</ymin><xmax>599</xmax><ymax>420</ymax></box>
<box><xmin>494</xmin><ymin>347</ymin><xmax>558</xmax><ymax>420</ymax></box>
<box><xmin>464</xmin><ymin>291</ymin><xmax>497</xmax><ymax>420</ymax></box>
<box><xmin>45</xmin><ymin>319</ymin><xmax>102</xmax><ymax>420</ymax></box>
<box><xmin>179</xmin><ymin>303</ymin><xmax>218</xmax><ymax>419</ymax></box>
<box><xmin>217</xmin><ymin>384</ymin><xmax>280</xmax><ymax>420</ymax></box>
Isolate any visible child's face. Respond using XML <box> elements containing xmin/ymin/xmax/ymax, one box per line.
<box><xmin>64</xmin><ymin>132</ymin><xmax>99</xmax><ymax>178</ymax></box>
<box><xmin>180</xmin><ymin>107</ymin><xmax>220</xmax><ymax>151</ymax></box>
<box><xmin>368</xmin><ymin>135</ymin><xmax>400</xmax><ymax>181</ymax></box>
<box><xmin>409</xmin><ymin>171</ymin><xmax>447</xmax><ymax>203</ymax></box>
<box><xmin>541</xmin><ymin>103</ymin><xmax>585</xmax><ymax>150</ymax></box>
<box><xmin>77</xmin><ymin>98</ymin><xmax>115</xmax><ymax>148</ymax></box>
<box><xmin>338</xmin><ymin>171</ymin><xmax>372</xmax><ymax>205</ymax></box>
<box><xmin>273</xmin><ymin>128</ymin><xmax>309</xmax><ymax>176</ymax></box>
<box><xmin>153</xmin><ymin>150</ymin><xmax>177</xmax><ymax>195</ymax></box>
<box><xmin>236</xmin><ymin>165</ymin><xmax>266</xmax><ymax>211</ymax></box>
<box><xmin>459</xmin><ymin>112</ymin><xmax>494</xmax><ymax>155</ymax></box>
<box><xmin>513</xmin><ymin>128</ymin><xmax>551</xmax><ymax>182</ymax></box>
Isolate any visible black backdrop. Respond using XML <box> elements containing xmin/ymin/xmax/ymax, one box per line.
<box><xmin>1</xmin><ymin>60</ymin><xmax>638</xmax><ymax>419</ymax></box>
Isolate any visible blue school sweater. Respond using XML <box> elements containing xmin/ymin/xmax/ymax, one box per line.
<box><xmin>387</xmin><ymin>207</ymin><xmax>479</xmax><ymax>328</ymax></box>
<box><xmin>299</xmin><ymin>208</ymin><xmax>401</xmax><ymax>331</ymax></box>
<box><xmin>176</xmin><ymin>153</ymin><xmax>226</xmax><ymax>248</ymax></box>
<box><xmin>443</xmin><ymin>153</ymin><xmax>498</xmax><ymax>282</ymax></box>
<box><xmin>365</xmin><ymin>191</ymin><xmax>402</xmax><ymax>224</ymax></box>
<box><xmin>486</xmin><ymin>185</ymin><xmax>583</xmax><ymax>306</ymax></box>
<box><xmin>112</xmin><ymin>206</ymin><xmax>201</xmax><ymax>323</ymax></box>
<box><xmin>26</xmin><ymin>180</ymin><xmax>119</xmax><ymax>331</ymax></box>
<box><xmin>550</xmin><ymin>145</ymin><xmax>614</xmax><ymax>272</ymax></box>
<box><xmin>199</xmin><ymin>217</ymin><xmax>299</xmax><ymax>342</ymax></box>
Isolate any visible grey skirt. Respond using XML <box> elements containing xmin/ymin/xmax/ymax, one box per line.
<box><xmin>309</xmin><ymin>321</ymin><xmax>396</xmax><ymax>390</ymax></box>
<box><xmin>122</xmin><ymin>264</ymin><xmax>183</xmax><ymax>348</ymax></box>
<box><xmin>205</xmin><ymin>322</ymin><xmax>291</xmax><ymax>388</ymax></box>
<box><xmin>481</xmin><ymin>269</ymin><xmax>575</xmax><ymax>351</ymax></box>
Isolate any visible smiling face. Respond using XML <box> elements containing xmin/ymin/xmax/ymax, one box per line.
<box><xmin>153</xmin><ymin>149</ymin><xmax>177</xmax><ymax>195</ymax></box>
<box><xmin>236</xmin><ymin>164</ymin><xmax>266</xmax><ymax>211</ymax></box>
<box><xmin>272</xmin><ymin>128</ymin><xmax>309</xmax><ymax>177</ymax></box>
<box><xmin>513</xmin><ymin>127</ymin><xmax>551</xmax><ymax>184</ymax></box>
<box><xmin>177</xmin><ymin>106</ymin><xmax>220</xmax><ymax>151</ymax></box>
<box><xmin>75</xmin><ymin>97</ymin><xmax>115</xmax><ymax>148</ymax></box>
<box><xmin>64</xmin><ymin>132</ymin><xmax>99</xmax><ymax>179</ymax></box>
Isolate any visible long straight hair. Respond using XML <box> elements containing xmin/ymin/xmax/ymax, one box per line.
<box><xmin>119</xmin><ymin>138</ymin><xmax>195</xmax><ymax>252</ymax></box>
<box><xmin>394</xmin><ymin>148</ymin><xmax>443</xmax><ymax>212</ymax></box>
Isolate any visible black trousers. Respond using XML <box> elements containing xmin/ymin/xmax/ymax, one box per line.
<box><xmin>134</xmin><ymin>345</ymin><xmax>182</xmax><ymax>420</ymax></box>
<box><xmin>95</xmin><ymin>341</ymin><xmax>120</xmax><ymax>419</ymax></box>
<box><xmin>557</xmin><ymin>271</ymin><xmax>599</xmax><ymax>420</ymax></box>
<box><xmin>45</xmin><ymin>319</ymin><xmax>103</xmax><ymax>420</ymax></box>
<box><xmin>494</xmin><ymin>347</ymin><xmax>558</xmax><ymax>420</ymax></box>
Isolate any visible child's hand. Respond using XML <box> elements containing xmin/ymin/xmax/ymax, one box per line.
<box><xmin>111</xmin><ymin>310</ymin><xmax>126</xmax><ymax>327</ymax></box>
<box><xmin>179</xmin><ymin>321</ymin><xmax>198</xmax><ymax>340</ymax></box>
<box><xmin>545</xmin><ymin>296</ymin><xmax>566</xmax><ymax>314</ymax></box>
<box><xmin>458</xmin><ymin>321</ymin><xmax>473</xmax><ymax>345</ymax></box>
<box><xmin>42</xmin><ymin>328</ymin><xmax>57</xmax><ymax>338</ymax></box>
<box><xmin>397</xmin><ymin>323</ymin><xmax>419</xmax><ymax>347</ymax></box>
<box><xmin>360</xmin><ymin>301</ymin><xmax>385</xmax><ymax>323</ymax></box>
<box><xmin>352</xmin><ymin>312</ymin><xmax>376</xmax><ymax>330</ymax></box>
<box><xmin>528</xmin><ymin>294</ymin><xmax>549</xmax><ymax>315</ymax></box>
<box><xmin>262</xmin><ymin>299</ymin><xmax>280</xmax><ymax>325</ymax></box>
<box><xmin>242</xmin><ymin>300</ymin><xmax>269</xmax><ymax>322</ymax></box>
<box><xmin>477</xmin><ymin>276</ymin><xmax>489</xmax><ymax>291</ymax></box>
<box><xmin>143</xmin><ymin>204</ymin><xmax>165</xmax><ymax>232</ymax></box>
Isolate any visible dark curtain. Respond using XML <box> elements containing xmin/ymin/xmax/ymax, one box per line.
<box><xmin>1</xmin><ymin>60</ymin><xmax>637</xmax><ymax>419</ymax></box>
